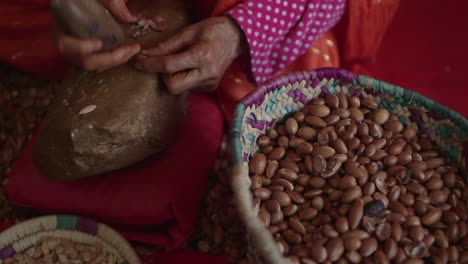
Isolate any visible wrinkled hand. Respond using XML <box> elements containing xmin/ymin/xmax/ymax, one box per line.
<box><xmin>53</xmin><ymin>0</ymin><xmax>140</xmax><ymax>71</ymax></box>
<box><xmin>134</xmin><ymin>16</ymin><xmax>246</xmax><ymax>94</ymax></box>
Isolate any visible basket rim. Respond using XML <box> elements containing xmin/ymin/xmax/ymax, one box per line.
<box><xmin>230</xmin><ymin>67</ymin><xmax>468</xmax><ymax>165</ymax></box>
<box><xmin>229</xmin><ymin>67</ymin><xmax>468</xmax><ymax>264</ymax></box>
<box><xmin>0</xmin><ymin>214</ymin><xmax>140</xmax><ymax>264</ymax></box>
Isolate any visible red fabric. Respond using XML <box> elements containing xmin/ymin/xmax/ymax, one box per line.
<box><xmin>365</xmin><ymin>0</ymin><xmax>468</xmax><ymax>118</ymax></box>
<box><xmin>0</xmin><ymin>0</ymin><xmax>69</xmax><ymax>79</ymax></box>
<box><xmin>334</xmin><ymin>0</ymin><xmax>400</xmax><ymax>73</ymax></box>
<box><xmin>4</xmin><ymin>0</ymin><xmax>467</xmax><ymax>263</ymax></box>
<box><xmin>141</xmin><ymin>250</ymin><xmax>228</xmax><ymax>264</ymax></box>
<box><xmin>5</xmin><ymin>93</ymin><xmax>223</xmax><ymax>249</ymax></box>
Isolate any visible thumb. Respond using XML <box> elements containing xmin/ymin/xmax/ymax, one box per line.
<box><xmin>140</xmin><ymin>27</ymin><xmax>196</xmax><ymax>57</ymax></box>
<box><xmin>101</xmin><ymin>0</ymin><xmax>137</xmax><ymax>23</ymax></box>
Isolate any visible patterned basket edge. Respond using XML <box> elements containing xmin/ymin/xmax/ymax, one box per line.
<box><xmin>229</xmin><ymin>67</ymin><xmax>468</xmax><ymax>264</ymax></box>
<box><xmin>231</xmin><ymin>67</ymin><xmax>468</xmax><ymax>166</ymax></box>
<box><xmin>0</xmin><ymin>215</ymin><xmax>141</xmax><ymax>264</ymax></box>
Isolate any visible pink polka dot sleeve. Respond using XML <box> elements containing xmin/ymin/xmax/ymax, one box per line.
<box><xmin>227</xmin><ymin>0</ymin><xmax>346</xmax><ymax>85</ymax></box>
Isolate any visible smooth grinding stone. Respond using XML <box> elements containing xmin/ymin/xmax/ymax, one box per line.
<box><xmin>33</xmin><ymin>0</ymin><xmax>193</xmax><ymax>181</ymax></box>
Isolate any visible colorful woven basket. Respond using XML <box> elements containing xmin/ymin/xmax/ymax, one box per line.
<box><xmin>0</xmin><ymin>215</ymin><xmax>141</xmax><ymax>264</ymax></box>
<box><xmin>230</xmin><ymin>67</ymin><xmax>468</xmax><ymax>264</ymax></box>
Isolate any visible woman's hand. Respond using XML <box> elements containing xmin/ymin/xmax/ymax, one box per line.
<box><xmin>53</xmin><ymin>0</ymin><xmax>140</xmax><ymax>71</ymax></box>
<box><xmin>134</xmin><ymin>16</ymin><xmax>246</xmax><ymax>95</ymax></box>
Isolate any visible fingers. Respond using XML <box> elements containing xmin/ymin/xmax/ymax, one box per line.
<box><xmin>56</xmin><ymin>34</ymin><xmax>102</xmax><ymax>59</ymax></box>
<box><xmin>134</xmin><ymin>51</ymin><xmax>198</xmax><ymax>74</ymax></box>
<box><xmin>162</xmin><ymin>69</ymin><xmax>218</xmax><ymax>95</ymax></box>
<box><xmin>83</xmin><ymin>44</ymin><xmax>141</xmax><ymax>71</ymax></box>
<box><xmin>54</xmin><ymin>18</ymin><xmax>140</xmax><ymax>71</ymax></box>
<box><xmin>140</xmin><ymin>28</ymin><xmax>197</xmax><ymax>57</ymax></box>
<box><xmin>53</xmin><ymin>20</ymin><xmax>102</xmax><ymax>56</ymax></box>
<box><xmin>163</xmin><ymin>69</ymin><xmax>203</xmax><ymax>95</ymax></box>
<box><xmin>100</xmin><ymin>0</ymin><xmax>137</xmax><ymax>23</ymax></box>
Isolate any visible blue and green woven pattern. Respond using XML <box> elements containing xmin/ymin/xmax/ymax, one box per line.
<box><xmin>231</xmin><ymin>68</ymin><xmax>467</xmax><ymax>169</ymax></box>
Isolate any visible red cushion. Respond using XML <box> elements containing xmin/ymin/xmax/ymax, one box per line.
<box><xmin>5</xmin><ymin>92</ymin><xmax>223</xmax><ymax>250</ymax></box>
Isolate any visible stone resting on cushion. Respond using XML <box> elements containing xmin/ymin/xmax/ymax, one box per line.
<box><xmin>33</xmin><ymin>0</ymin><xmax>193</xmax><ymax>181</ymax></box>
<box><xmin>5</xmin><ymin>0</ymin><xmax>224</xmax><ymax>249</ymax></box>
<box><xmin>6</xmin><ymin>92</ymin><xmax>223</xmax><ymax>248</ymax></box>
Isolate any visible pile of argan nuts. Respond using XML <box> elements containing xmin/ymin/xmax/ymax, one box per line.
<box><xmin>3</xmin><ymin>237</ymin><xmax>119</xmax><ymax>264</ymax></box>
<box><xmin>0</xmin><ymin>64</ymin><xmax>54</xmax><ymax>180</ymax></box>
<box><xmin>0</xmin><ymin>64</ymin><xmax>55</xmax><ymax>219</ymax></box>
<box><xmin>192</xmin><ymin>134</ymin><xmax>251</xmax><ymax>263</ymax></box>
<box><xmin>248</xmin><ymin>93</ymin><xmax>468</xmax><ymax>264</ymax></box>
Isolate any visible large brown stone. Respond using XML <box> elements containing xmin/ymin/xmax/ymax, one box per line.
<box><xmin>33</xmin><ymin>0</ymin><xmax>193</xmax><ymax>181</ymax></box>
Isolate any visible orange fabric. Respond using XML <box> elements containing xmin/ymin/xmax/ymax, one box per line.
<box><xmin>211</xmin><ymin>0</ymin><xmax>244</xmax><ymax>16</ymax></box>
<box><xmin>216</xmin><ymin>32</ymin><xmax>341</xmax><ymax>123</ymax></box>
<box><xmin>336</xmin><ymin>0</ymin><xmax>400</xmax><ymax>75</ymax></box>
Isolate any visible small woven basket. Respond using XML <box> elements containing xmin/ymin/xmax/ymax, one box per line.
<box><xmin>0</xmin><ymin>215</ymin><xmax>141</xmax><ymax>264</ymax></box>
<box><xmin>230</xmin><ymin>68</ymin><xmax>468</xmax><ymax>264</ymax></box>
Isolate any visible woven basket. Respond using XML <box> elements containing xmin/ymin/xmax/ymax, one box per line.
<box><xmin>0</xmin><ymin>215</ymin><xmax>141</xmax><ymax>264</ymax></box>
<box><xmin>230</xmin><ymin>67</ymin><xmax>468</xmax><ymax>264</ymax></box>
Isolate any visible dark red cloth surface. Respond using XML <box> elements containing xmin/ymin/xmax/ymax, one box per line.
<box><xmin>2</xmin><ymin>1</ymin><xmax>468</xmax><ymax>264</ymax></box>
<box><xmin>5</xmin><ymin>93</ymin><xmax>223</xmax><ymax>250</ymax></box>
<box><xmin>140</xmin><ymin>250</ymin><xmax>229</xmax><ymax>264</ymax></box>
<box><xmin>366</xmin><ymin>0</ymin><xmax>468</xmax><ymax>118</ymax></box>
